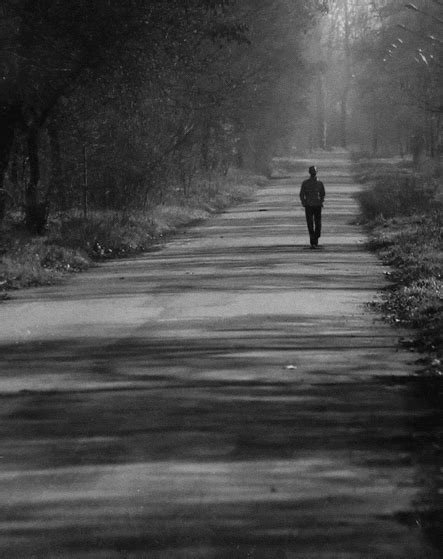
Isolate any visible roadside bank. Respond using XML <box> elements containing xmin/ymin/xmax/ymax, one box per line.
<box><xmin>352</xmin><ymin>155</ymin><xmax>442</xmax><ymax>375</ymax></box>
<box><xmin>0</xmin><ymin>172</ymin><xmax>260</xmax><ymax>298</ymax></box>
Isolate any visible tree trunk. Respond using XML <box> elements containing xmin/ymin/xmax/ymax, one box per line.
<box><xmin>25</xmin><ymin>125</ymin><xmax>47</xmax><ymax>234</ymax></box>
<box><xmin>9</xmin><ymin>139</ymin><xmax>19</xmax><ymax>192</ymax></box>
<box><xmin>316</xmin><ymin>72</ymin><xmax>327</xmax><ymax>149</ymax></box>
<box><xmin>411</xmin><ymin>132</ymin><xmax>425</xmax><ymax>168</ymax></box>
<box><xmin>340</xmin><ymin>0</ymin><xmax>351</xmax><ymax>148</ymax></box>
<box><xmin>0</xmin><ymin>104</ymin><xmax>19</xmax><ymax>222</ymax></box>
<box><xmin>47</xmin><ymin>118</ymin><xmax>64</xmax><ymax>210</ymax></box>
<box><xmin>0</xmin><ymin>176</ymin><xmax>6</xmax><ymax>223</ymax></box>
<box><xmin>371</xmin><ymin>127</ymin><xmax>378</xmax><ymax>156</ymax></box>
<box><xmin>237</xmin><ymin>134</ymin><xmax>253</xmax><ymax>170</ymax></box>
<box><xmin>340</xmin><ymin>93</ymin><xmax>348</xmax><ymax>148</ymax></box>
<box><xmin>201</xmin><ymin>122</ymin><xmax>211</xmax><ymax>172</ymax></box>
<box><xmin>371</xmin><ymin>106</ymin><xmax>378</xmax><ymax>156</ymax></box>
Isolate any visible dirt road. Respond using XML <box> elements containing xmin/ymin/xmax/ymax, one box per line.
<box><xmin>0</xmin><ymin>154</ymin><xmax>441</xmax><ymax>558</ymax></box>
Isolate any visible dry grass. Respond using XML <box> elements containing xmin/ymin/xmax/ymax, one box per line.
<box><xmin>353</xmin><ymin>156</ymin><xmax>443</xmax><ymax>372</ymax></box>
<box><xmin>0</xmin><ymin>172</ymin><xmax>258</xmax><ymax>295</ymax></box>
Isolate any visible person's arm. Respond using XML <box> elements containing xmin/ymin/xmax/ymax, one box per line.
<box><xmin>300</xmin><ymin>183</ymin><xmax>306</xmax><ymax>206</ymax></box>
<box><xmin>319</xmin><ymin>182</ymin><xmax>325</xmax><ymax>205</ymax></box>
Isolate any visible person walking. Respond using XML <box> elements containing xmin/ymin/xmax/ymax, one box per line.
<box><xmin>300</xmin><ymin>165</ymin><xmax>325</xmax><ymax>249</ymax></box>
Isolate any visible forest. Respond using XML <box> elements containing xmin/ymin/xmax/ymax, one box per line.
<box><xmin>0</xmin><ymin>0</ymin><xmax>327</xmax><ymax>233</ymax></box>
<box><xmin>0</xmin><ymin>0</ymin><xmax>440</xmax><ymax>232</ymax></box>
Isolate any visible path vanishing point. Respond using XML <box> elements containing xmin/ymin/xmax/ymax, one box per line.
<box><xmin>0</xmin><ymin>153</ymin><xmax>441</xmax><ymax>558</ymax></box>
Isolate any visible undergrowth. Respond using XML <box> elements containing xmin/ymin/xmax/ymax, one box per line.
<box><xmin>353</xmin><ymin>155</ymin><xmax>443</xmax><ymax>373</ymax></box>
<box><xmin>0</xmin><ymin>172</ymin><xmax>258</xmax><ymax>295</ymax></box>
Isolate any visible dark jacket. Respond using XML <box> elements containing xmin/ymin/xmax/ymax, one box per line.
<box><xmin>300</xmin><ymin>177</ymin><xmax>325</xmax><ymax>207</ymax></box>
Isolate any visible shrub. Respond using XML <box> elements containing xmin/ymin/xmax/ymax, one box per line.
<box><xmin>354</xmin><ymin>157</ymin><xmax>443</xmax><ymax>363</ymax></box>
<box><xmin>370</xmin><ymin>213</ymin><xmax>442</xmax><ymax>281</ymax></box>
<box><xmin>382</xmin><ymin>278</ymin><xmax>443</xmax><ymax>351</ymax></box>
<box><xmin>0</xmin><ymin>239</ymin><xmax>89</xmax><ymax>289</ymax></box>
<box><xmin>1</xmin><ymin>170</ymin><xmax>258</xmax><ymax>292</ymax></box>
<box><xmin>51</xmin><ymin>212</ymin><xmax>158</xmax><ymax>257</ymax></box>
<box><xmin>356</xmin><ymin>173</ymin><xmax>437</xmax><ymax>221</ymax></box>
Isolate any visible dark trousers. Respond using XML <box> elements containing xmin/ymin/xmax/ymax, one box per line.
<box><xmin>305</xmin><ymin>206</ymin><xmax>322</xmax><ymax>245</ymax></box>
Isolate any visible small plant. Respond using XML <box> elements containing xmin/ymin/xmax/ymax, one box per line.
<box><xmin>0</xmin><ymin>238</ymin><xmax>89</xmax><ymax>289</ymax></box>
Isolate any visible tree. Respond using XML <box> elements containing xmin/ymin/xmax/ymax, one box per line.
<box><xmin>1</xmin><ymin>0</ymin><xmax>327</xmax><ymax>228</ymax></box>
<box><xmin>302</xmin><ymin>0</ymin><xmax>442</xmax><ymax>156</ymax></box>
<box><xmin>0</xmin><ymin>0</ymin><xmax>245</xmax><ymax>228</ymax></box>
<box><xmin>1</xmin><ymin>0</ymin><xmax>156</xmax><ymax>229</ymax></box>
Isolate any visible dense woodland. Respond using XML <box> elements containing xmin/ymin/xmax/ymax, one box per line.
<box><xmin>0</xmin><ymin>0</ymin><xmax>441</xmax><ymax>233</ymax></box>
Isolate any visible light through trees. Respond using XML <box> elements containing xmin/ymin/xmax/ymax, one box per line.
<box><xmin>300</xmin><ymin>0</ymin><xmax>442</xmax><ymax>158</ymax></box>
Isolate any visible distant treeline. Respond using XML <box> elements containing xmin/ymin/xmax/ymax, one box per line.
<box><xmin>300</xmin><ymin>0</ymin><xmax>442</xmax><ymax>159</ymax></box>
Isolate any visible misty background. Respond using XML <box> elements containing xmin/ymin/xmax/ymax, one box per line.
<box><xmin>0</xmin><ymin>0</ymin><xmax>441</xmax><ymax>231</ymax></box>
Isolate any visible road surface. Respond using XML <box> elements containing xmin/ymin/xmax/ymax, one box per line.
<box><xmin>0</xmin><ymin>153</ymin><xmax>441</xmax><ymax>558</ymax></box>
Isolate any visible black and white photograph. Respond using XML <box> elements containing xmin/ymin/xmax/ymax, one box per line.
<box><xmin>0</xmin><ymin>1</ymin><xmax>441</xmax><ymax>557</ymax></box>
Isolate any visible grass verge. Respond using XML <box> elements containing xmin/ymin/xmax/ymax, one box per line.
<box><xmin>353</xmin><ymin>155</ymin><xmax>442</xmax><ymax>374</ymax></box>
<box><xmin>0</xmin><ymin>170</ymin><xmax>260</xmax><ymax>296</ymax></box>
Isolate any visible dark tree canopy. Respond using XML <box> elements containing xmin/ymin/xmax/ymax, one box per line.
<box><xmin>0</xmin><ymin>0</ymin><xmax>326</xmax><ymax>230</ymax></box>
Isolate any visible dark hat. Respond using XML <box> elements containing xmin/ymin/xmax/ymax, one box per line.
<box><xmin>309</xmin><ymin>166</ymin><xmax>317</xmax><ymax>176</ymax></box>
